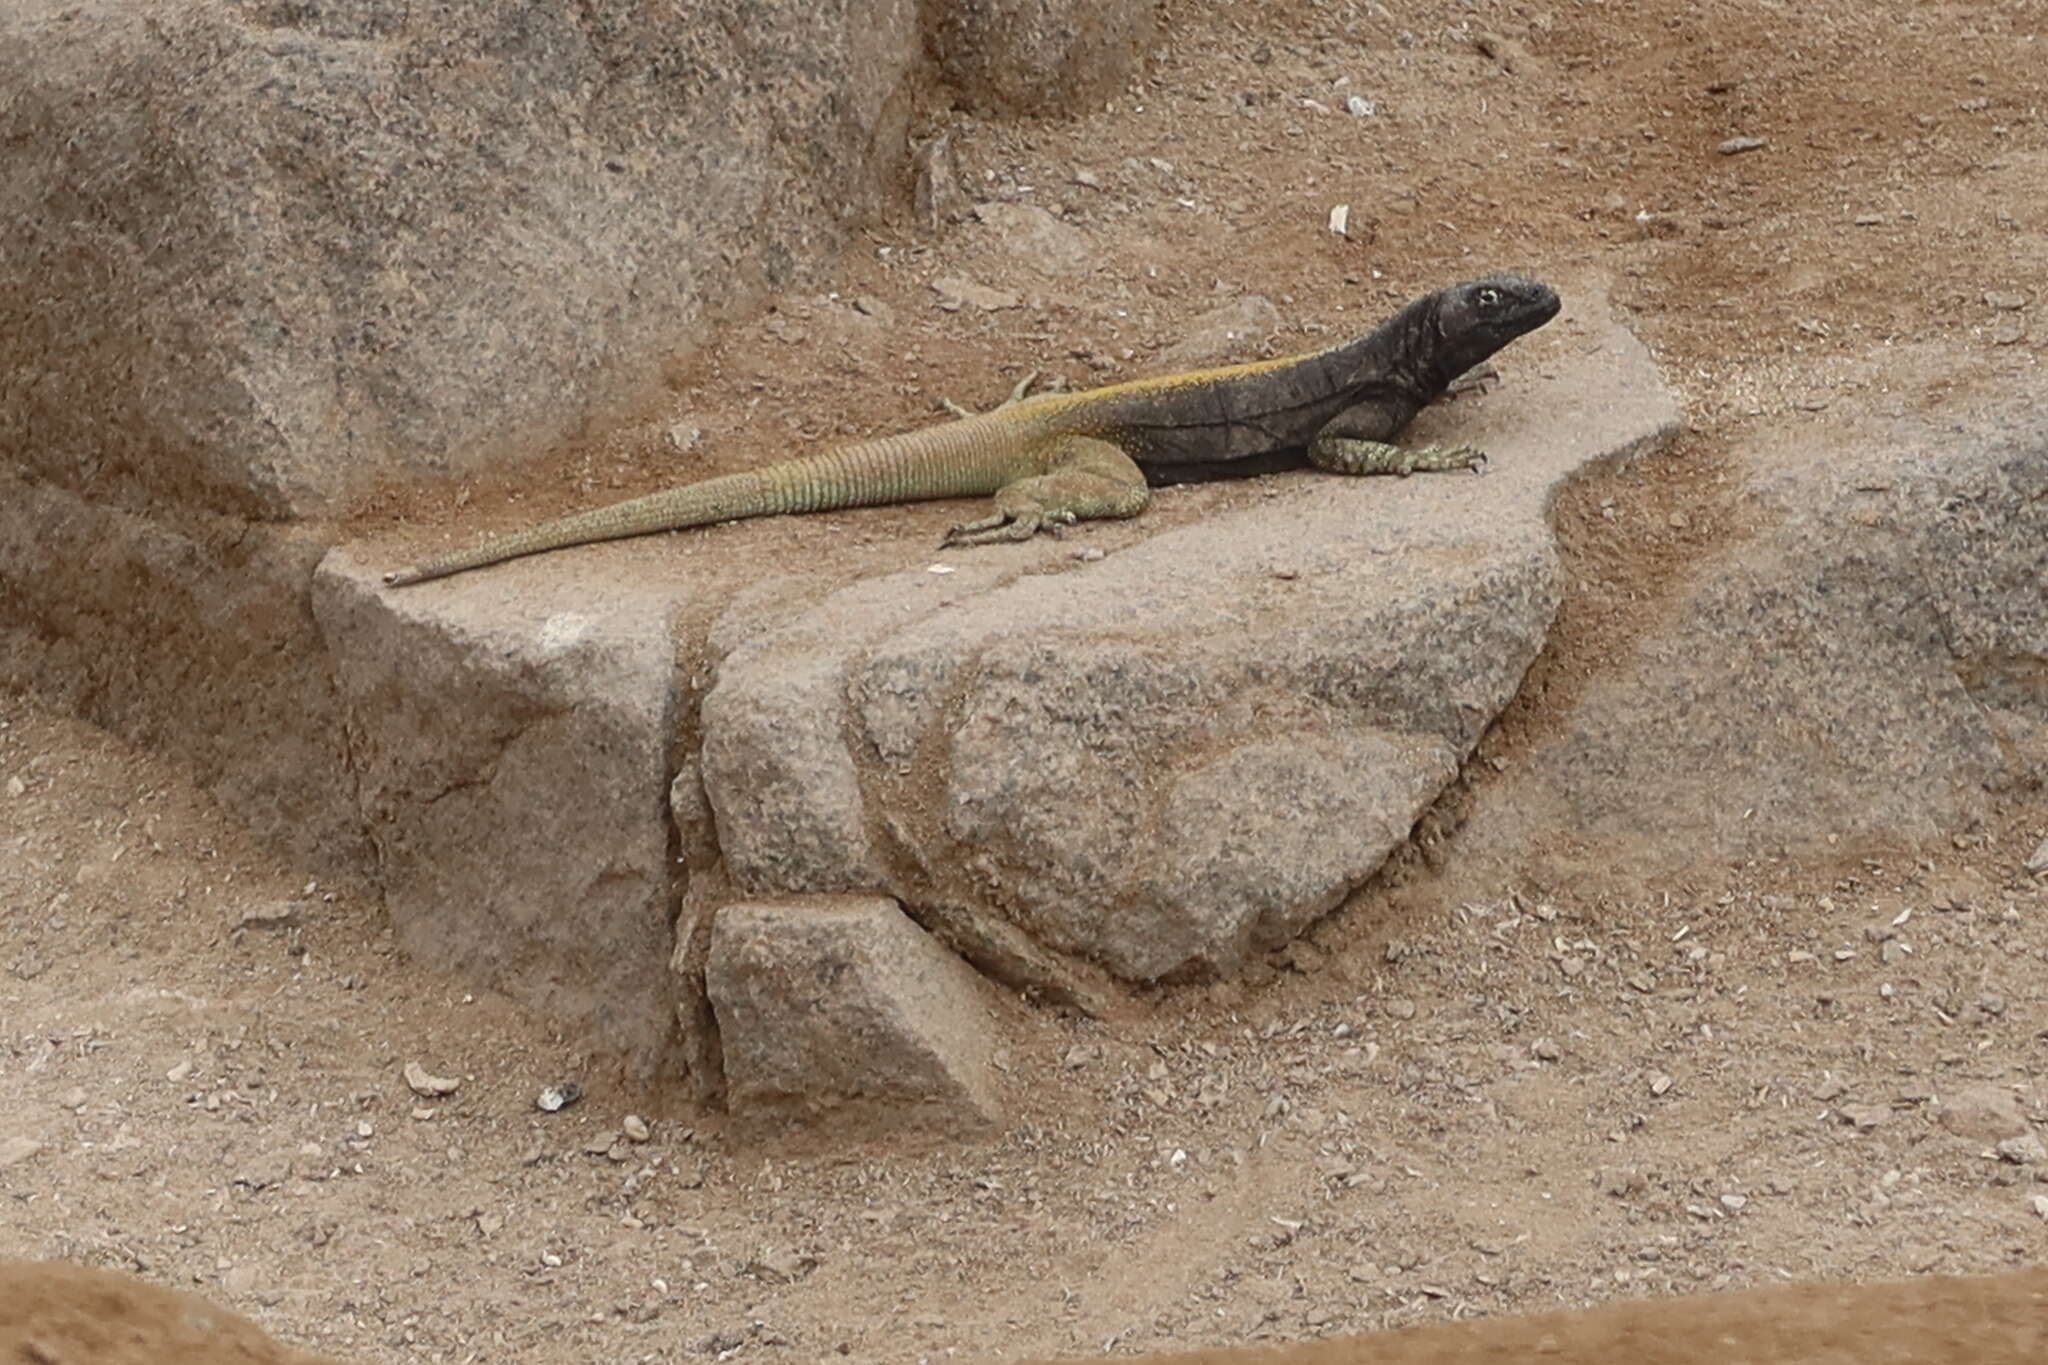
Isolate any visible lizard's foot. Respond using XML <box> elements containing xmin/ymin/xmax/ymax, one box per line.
<box><xmin>1393</xmin><ymin>442</ymin><xmax>1488</xmax><ymax>476</ymax></box>
<box><xmin>1309</xmin><ymin>435</ymin><xmax>1488</xmax><ymax>477</ymax></box>
<box><xmin>939</xmin><ymin>371</ymin><xmax>1041</xmax><ymax>420</ymax></box>
<box><xmin>941</xmin><ymin>507</ymin><xmax>1077</xmax><ymax>547</ymax></box>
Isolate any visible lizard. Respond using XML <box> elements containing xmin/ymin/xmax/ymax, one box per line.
<box><xmin>383</xmin><ymin>273</ymin><xmax>1561</xmax><ymax>586</ymax></box>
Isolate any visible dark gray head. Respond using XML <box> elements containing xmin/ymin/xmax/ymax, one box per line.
<box><xmin>1432</xmin><ymin>273</ymin><xmax>1561</xmax><ymax>377</ymax></box>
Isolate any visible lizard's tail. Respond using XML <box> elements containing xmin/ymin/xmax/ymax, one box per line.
<box><xmin>382</xmin><ymin>427</ymin><xmax>1017</xmax><ymax>587</ymax></box>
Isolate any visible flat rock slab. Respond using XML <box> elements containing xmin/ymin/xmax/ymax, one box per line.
<box><xmin>701</xmin><ymin>280</ymin><xmax>1679</xmax><ymax>982</ymax></box>
<box><xmin>705</xmin><ymin>896</ymin><xmax>1003</xmax><ymax>1125</ymax></box>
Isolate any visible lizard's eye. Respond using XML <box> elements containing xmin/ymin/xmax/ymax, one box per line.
<box><xmin>1477</xmin><ymin>287</ymin><xmax>1502</xmax><ymax>307</ymax></box>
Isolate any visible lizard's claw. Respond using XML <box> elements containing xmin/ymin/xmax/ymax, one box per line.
<box><xmin>942</xmin><ymin>508</ymin><xmax>1060</xmax><ymax>547</ymax></box>
<box><xmin>938</xmin><ymin>372</ymin><xmax>1042</xmax><ymax>420</ymax></box>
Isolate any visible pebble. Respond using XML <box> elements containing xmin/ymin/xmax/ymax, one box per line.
<box><xmin>1718</xmin><ymin>135</ymin><xmax>1768</xmax><ymax>155</ymax></box>
<box><xmin>1984</xmin><ymin>291</ymin><xmax>2028</xmax><ymax>311</ymax></box>
<box><xmin>2033</xmin><ymin>1195</ymin><xmax>2048</xmax><ymax>1221</ymax></box>
<box><xmin>2027</xmin><ymin>837</ymin><xmax>2048</xmax><ymax>875</ymax></box>
<box><xmin>1991</xmin><ymin>316</ymin><xmax>2026</xmax><ymax>345</ymax></box>
<box><xmin>930</xmin><ymin>276</ymin><xmax>1021</xmax><ymax>313</ymax></box>
<box><xmin>1996</xmin><ymin>1134</ymin><xmax>2047</xmax><ymax>1166</ymax></box>
<box><xmin>404</xmin><ymin>1061</ymin><xmax>461</xmax><ymax>1098</ymax></box>
<box><xmin>57</xmin><ymin>1086</ymin><xmax>87</xmax><ymax>1111</ymax></box>
<box><xmin>537</xmin><ymin>1082</ymin><xmax>583</xmax><ymax>1113</ymax></box>
<box><xmin>622</xmin><ymin>1114</ymin><xmax>652</xmax><ymax>1143</ymax></box>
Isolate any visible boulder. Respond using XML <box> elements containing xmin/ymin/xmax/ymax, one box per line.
<box><xmin>697</xmin><ymin>280</ymin><xmax>1680</xmax><ymax>982</ymax></box>
<box><xmin>925</xmin><ymin>0</ymin><xmax>1156</xmax><ymax>116</ymax></box>
<box><xmin>1461</xmin><ymin>388</ymin><xmax>2048</xmax><ymax>872</ymax></box>
<box><xmin>0</xmin><ymin>1259</ymin><xmax>345</xmax><ymax>1365</ymax></box>
<box><xmin>312</xmin><ymin>549</ymin><xmax>690</xmax><ymax>1074</ymax></box>
<box><xmin>705</xmin><ymin>896</ymin><xmax>1004</xmax><ymax>1125</ymax></box>
<box><xmin>0</xmin><ymin>0</ymin><xmax>921</xmax><ymax>517</ymax></box>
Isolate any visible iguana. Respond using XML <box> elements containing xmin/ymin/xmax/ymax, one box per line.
<box><xmin>383</xmin><ymin>274</ymin><xmax>1561</xmax><ymax>586</ymax></box>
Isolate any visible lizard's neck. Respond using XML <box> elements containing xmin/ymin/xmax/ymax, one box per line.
<box><xmin>1331</xmin><ymin>291</ymin><xmax>1462</xmax><ymax>400</ymax></box>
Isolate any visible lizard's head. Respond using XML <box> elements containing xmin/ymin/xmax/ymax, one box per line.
<box><xmin>1433</xmin><ymin>274</ymin><xmax>1561</xmax><ymax>373</ymax></box>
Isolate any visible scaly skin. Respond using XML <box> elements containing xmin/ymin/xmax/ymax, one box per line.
<box><xmin>384</xmin><ymin>274</ymin><xmax>1560</xmax><ymax>586</ymax></box>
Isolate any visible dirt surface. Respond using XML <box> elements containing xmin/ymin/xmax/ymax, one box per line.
<box><xmin>4</xmin><ymin>0</ymin><xmax>2047</xmax><ymax>1362</ymax></box>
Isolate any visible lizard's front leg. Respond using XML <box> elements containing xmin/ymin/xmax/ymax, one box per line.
<box><xmin>1304</xmin><ymin>396</ymin><xmax>1487</xmax><ymax>477</ymax></box>
<box><xmin>942</xmin><ymin>437</ymin><xmax>1150</xmax><ymax>546</ymax></box>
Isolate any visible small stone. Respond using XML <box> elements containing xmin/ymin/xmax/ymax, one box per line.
<box><xmin>0</xmin><ymin>1136</ymin><xmax>43</xmax><ymax>1169</ymax></box>
<box><xmin>1978</xmin><ymin>993</ymin><xmax>2007</xmax><ymax>1017</ymax></box>
<box><xmin>1837</xmin><ymin>1103</ymin><xmax>1889</xmax><ymax>1130</ymax></box>
<box><xmin>537</xmin><ymin>1082</ymin><xmax>583</xmax><ymax>1113</ymax></box>
<box><xmin>851</xmin><ymin>295</ymin><xmax>896</xmax><ymax>327</ymax></box>
<box><xmin>1984</xmin><ymin>291</ymin><xmax>2028</xmax><ymax>311</ymax></box>
<box><xmin>404</xmin><ymin>1061</ymin><xmax>461</xmax><ymax>1098</ymax></box>
<box><xmin>235</xmin><ymin>900</ymin><xmax>302</xmax><ymax>931</ymax></box>
<box><xmin>931</xmin><ymin>276</ymin><xmax>1021</xmax><ymax>312</ymax></box>
<box><xmin>665</xmin><ymin>423</ymin><xmax>705</xmax><ymax>453</ymax></box>
<box><xmin>622</xmin><ymin>1114</ymin><xmax>652</xmax><ymax>1143</ymax></box>
<box><xmin>1531</xmin><ymin>1038</ymin><xmax>1561</xmax><ymax>1062</ymax></box>
<box><xmin>221</xmin><ymin>1264</ymin><xmax>260</xmax><ymax>1296</ymax></box>
<box><xmin>1649</xmin><ymin>1073</ymin><xmax>1674</xmax><ymax>1097</ymax></box>
<box><xmin>1383</xmin><ymin>998</ymin><xmax>1417</xmax><ymax>1020</ymax></box>
<box><xmin>1991</xmin><ymin>316</ymin><xmax>2026</xmax><ymax>345</ymax></box>
<box><xmin>1852</xmin><ymin>212</ymin><xmax>1885</xmax><ymax>226</ymax></box>
<box><xmin>2033</xmin><ymin>1195</ymin><xmax>2048</xmax><ymax>1220</ymax></box>
<box><xmin>1345</xmin><ymin>95</ymin><xmax>1375</xmax><ymax>117</ymax></box>
<box><xmin>57</xmin><ymin>1087</ymin><xmax>87</xmax><ymax>1112</ymax></box>
<box><xmin>584</xmin><ymin>1130</ymin><xmax>620</xmax><ymax>1156</ymax></box>
<box><xmin>165</xmin><ymin>1059</ymin><xmax>192</xmax><ymax>1083</ymax></box>
<box><xmin>1996</xmin><ymin>1134</ymin><xmax>2048</xmax><ymax>1165</ymax></box>
<box><xmin>1718</xmin><ymin>135</ymin><xmax>1767</xmax><ymax>155</ymax></box>
<box><xmin>2026</xmin><ymin>837</ymin><xmax>2048</xmax><ymax>875</ymax></box>
<box><xmin>1720</xmin><ymin>1193</ymin><xmax>1748</xmax><ymax>1210</ymax></box>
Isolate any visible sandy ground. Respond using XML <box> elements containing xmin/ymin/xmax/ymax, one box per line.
<box><xmin>4</xmin><ymin>0</ymin><xmax>2047</xmax><ymax>1361</ymax></box>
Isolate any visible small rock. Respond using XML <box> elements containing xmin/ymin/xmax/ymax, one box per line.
<box><xmin>1979</xmin><ymin>993</ymin><xmax>2007</xmax><ymax>1017</ymax></box>
<box><xmin>2033</xmin><ymin>1194</ymin><xmax>2048</xmax><ymax>1220</ymax></box>
<box><xmin>931</xmin><ymin>276</ymin><xmax>1022</xmax><ymax>313</ymax></box>
<box><xmin>1383</xmin><ymin>998</ymin><xmax>1417</xmax><ymax>1021</ymax></box>
<box><xmin>622</xmin><ymin>1114</ymin><xmax>652</xmax><ymax>1143</ymax></box>
<box><xmin>1718</xmin><ymin>135</ymin><xmax>1768</xmax><ymax>155</ymax></box>
<box><xmin>221</xmin><ymin>1263</ymin><xmax>260</xmax><ymax>1296</ymax></box>
<box><xmin>4</xmin><ymin>775</ymin><xmax>24</xmax><ymax>797</ymax></box>
<box><xmin>1991</xmin><ymin>316</ymin><xmax>2026</xmax><ymax>345</ymax></box>
<box><xmin>0</xmin><ymin>1136</ymin><xmax>44</xmax><ymax>1169</ymax></box>
<box><xmin>1996</xmin><ymin>1134</ymin><xmax>2048</xmax><ymax>1165</ymax></box>
<box><xmin>1649</xmin><ymin>1073</ymin><xmax>1674</xmax><ymax>1097</ymax></box>
<box><xmin>404</xmin><ymin>1061</ymin><xmax>461</xmax><ymax>1098</ymax></box>
<box><xmin>57</xmin><ymin>1087</ymin><xmax>87</xmax><ymax>1112</ymax></box>
<box><xmin>666</xmin><ymin>422</ymin><xmax>705</xmax><ymax>453</ymax></box>
<box><xmin>851</xmin><ymin>295</ymin><xmax>896</xmax><ymax>327</ymax></box>
<box><xmin>234</xmin><ymin>900</ymin><xmax>302</xmax><ymax>931</ymax></box>
<box><xmin>1531</xmin><ymin>1038</ymin><xmax>1560</xmax><ymax>1062</ymax></box>
<box><xmin>2026</xmin><ymin>836</ymin><xmax>2048</xmax><ymax>875</ymax></box>
<box><xmin>1984</xmin><ymin>291</ymin><xmax>2029</xmax><ymax>311</ymax></box>
<box><xmin>1936</xmin><ymin>1085</ymin><xmax>2027</xmax><ymax>1141</ymax></box>
<box><xmin>1852</xmin><ymin>212</ymin><xmax>1885</xmax><ymax>226</ymax></box>
<box><xmin>537</xmin><ymin>1082</ymin><xmax>583</xmax><ymax>1113</ymax></box>
<box><xmin>1345</xmin><ymin>95</ymin><xmax>1375</xmax><ymax>117</ymax></box>
<box><xmin>1837</xmin><ymin>1103</ymin><xmax>1890</xmax><ymax>1130</ymax></box>
<box><xmin>584</xmin><ymin>1130</ymin><xmax>620</xmax><ymax>1156</ymax></box>
<box><xmin>1151</xmin><ymin>295</ymin><xmax>1281</xmax><ymax>373</ymax></box>
<box><xmin>971</xmin><ymin>202</ymin><xmax>1093</xmax><ymax>276</ymax></box>
<box><xmin>165</xmin><ymin>1059</ymin><xmax>193</xmax><ymax>1083</ymax></box>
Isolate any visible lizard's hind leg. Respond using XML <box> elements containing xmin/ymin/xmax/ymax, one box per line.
<box><xmin>942</xmin><ymin>437</ymin><xmax>1150</xmax><ymax>546</ymax></box>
